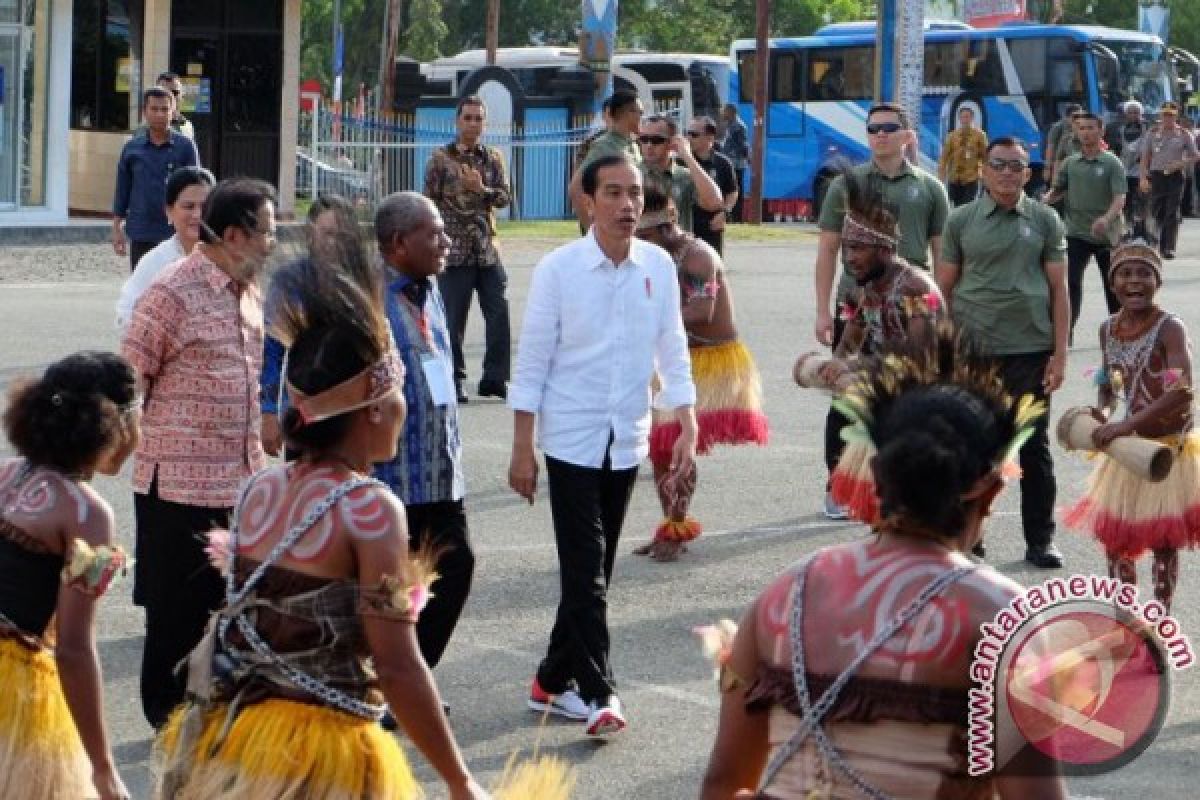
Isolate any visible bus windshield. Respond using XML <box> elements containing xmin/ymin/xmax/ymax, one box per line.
<box><xmin>1102</xmin><ymin>39</ymin><xmax>1174</xmax><ymax>112</ymax></box>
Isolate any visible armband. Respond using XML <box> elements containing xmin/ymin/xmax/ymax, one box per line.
<box><xmin>62</xmin><ymin>539</ymin><xmax>129</xmax><ymax>597</ymax></box>
<box><xmin>358</xmin><ymin>558</ymin><xmax>438</xmax><ymax>622</ymax></box>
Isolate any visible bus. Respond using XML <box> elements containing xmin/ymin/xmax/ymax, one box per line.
<box><xmin>423</xmin><ymin>47</ymin><xmax>729</xmax><ymax>122</ymax></box>
<box><xmin>730</xmin><ymin>22</ymin><xmax>1180</xmax><ymax>218</ymax></box>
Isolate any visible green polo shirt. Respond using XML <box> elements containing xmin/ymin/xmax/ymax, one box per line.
<box><xmin>1052</xmin><ymin>150</ymin><xmax>1126</xmax><ymax>245</ymax></box>
<box><xmin>643</xmin><ymin>162</ymin><xmax>698</xmax><ymax>232</ymax></box>
<box><xmin>579</xmin><ymin>130</ymin><xmax>642</xmax><ymax>171</ymax></box>
<box><xmin>942</xmin><ymin>192</ymin><xmax>1066</xmax><ymax>356</ymax></box>
<box><xmin>819</xmin><ymin>160</ymin><xmax>950</xmax><ymax>300</ymax></box>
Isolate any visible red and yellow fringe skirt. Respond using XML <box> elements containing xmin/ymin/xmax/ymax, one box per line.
<box><xmin>0</xmin><ymin>636</ymin><xmax>95</xmax><ymax>800</ymax></box>
<box><xmin>155</xmin><ymin>697</ymin><xmax>421</xmax><ymax>799</ymax></box>
<box><xmin>830</xmin><ymin>439</ymin><xmax>880</xmax><ymax>525</ymax></box>
<box><xmin>1063</xmin><ymin>432</ymin><xmax>1200</xmax><ymax>559</ymax></box>
<box><xmin>649</xmin><ymin>339</ymin><xmax>770</xmax><ymax>468</ymax></box>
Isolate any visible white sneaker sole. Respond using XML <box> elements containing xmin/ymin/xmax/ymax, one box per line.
<box><xmin>527</xmin><ymin>698</ymin><xmax>589</xmax><ymax>721</ymax></box>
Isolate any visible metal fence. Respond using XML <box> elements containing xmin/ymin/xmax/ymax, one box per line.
<box><xmin>299</xmin><ymin>104</ymin><xmax>594</xmax><ymax>220</ymax></box>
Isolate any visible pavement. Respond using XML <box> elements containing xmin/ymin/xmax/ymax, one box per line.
<box><xmin>1</xmin><ymin>226</ymin><xmax>1200</xmax><ymax>798</ymax></box>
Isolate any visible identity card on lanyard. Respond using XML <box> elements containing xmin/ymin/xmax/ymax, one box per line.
<box><xmin>421</xmin><ymin>352</ymin><xmax>454</xmax><ymax>407</ymax></box>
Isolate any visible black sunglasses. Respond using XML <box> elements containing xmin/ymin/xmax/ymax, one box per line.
<box><xmin>638</xmin><ymin>134</ymin><xmax>668</xmax><ymax>145</ymax></box>
<box><xmin>987</xmin><ymin>158</ymin><xmax>1028</xmax><ymax>173</ymax></box>
<box><xmin>866</xmin><ymin>122</ymin><xmax>904</xmax><ymax>135</ymax></box>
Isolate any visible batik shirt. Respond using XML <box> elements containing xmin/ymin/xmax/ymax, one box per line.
<box><xmin>424</xmin><ymin>142</ymin><xmax>511</xmax><ymax>267</ymax></box>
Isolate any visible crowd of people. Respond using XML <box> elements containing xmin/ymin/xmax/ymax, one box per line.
<box><xmin>0</xmin><ymin>84</ymin><xmax>1194</xmax><ymax>799</ymax></box>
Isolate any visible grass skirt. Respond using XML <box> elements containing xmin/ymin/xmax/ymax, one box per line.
<box><xmin>649</xmin><ymin>339</ymin><xmax>769</xmax><ymax>468</ymax></box>
<box><xmin>0</xmin><ymin>637</ymin><xmax>94</xmax><ymax>800</ymax></box>
<box><xmin>155</xmin><ymin>696</ymin><xmax>421</xmax><ymax>799</ymax></box>
<box><xmin>830</xmin><ymin>439</ymin><xmax>880</xmax><ymax>525</ymax></box>
<box><xmin>1063</xmin><ymin>433</ymin><xmax>1200</xmax><ymax>559</ymax></box>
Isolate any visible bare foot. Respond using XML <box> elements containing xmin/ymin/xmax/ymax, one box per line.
<box><xmin>651</xmin><ymin>539</ymin><xmax>684</xmax><ymax>562</ymax></box>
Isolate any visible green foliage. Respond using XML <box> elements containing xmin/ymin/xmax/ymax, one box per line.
<box><xmin>300</xmin><ymin>0</ymin><xmax>387</xmax><ymax>95</ymax></box>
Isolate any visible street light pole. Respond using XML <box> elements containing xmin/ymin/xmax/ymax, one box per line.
<box><xmin>486</xmin><ymin>0</ymin><xmax>500</xmax><ymax>66</ymax></box>
<box><xmin>331</xmin><ymin>0</ymin><xmax>344</xmax><ymax>109</ymax></box>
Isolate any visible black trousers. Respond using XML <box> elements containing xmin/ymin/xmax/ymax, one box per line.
<box><xmin>537</xmin><ymin>446</ymin><xmax>638</xmax><ymax>704</ymax></box>
<box><xmin>130</xmin><ymin>239</ymin><xmax>158</xmax><ymax>271</ymax></box>
<box><xmin>1066</xmin><ymin>236</ymin><xmax>1118</xmax><ymax>338</ymax></box>
<box><xmin>996</xmin><ymin>352</ymin><xmax>1057</xmax><ymax>550</ymax></box>
<box><xmin>405</xmin><ymin>500</ymin><xmax>474</xmax><ymax>669</ymax></box>
<box><xmin>824</xmin><ymin>316</ymin><xmax>849</xmax><ymax>478</ymax></box>
<box><xmin>947</xmin><ymin>180</ymin><xmax>980</xmax><ymax>207</ymax></box>
<box><xmin>1124</xmin><ymin>176</ymin><xmax>1147</xmax><ymax>239</ymax></box>
<box><xmin>134</xmin><ymin>478</ymin><xmax>229</xmax><ymax>728</ymax></box>
<box><xmin>730</xmin><ymin>167</ymin><xmax>745</xmax><ymax>222</ymax></box>
<box><xmin>1150</xmin><ymin>170</ymin><xmax>1185</xmax><ymax>254</ymax></box>
<box><xmin>696</xmin><ymin>227</ymin><xmax>725</xmax><ymax>256</ymax></box>
<box><xmin>437</xmin><ymin>262</ymin><xmax>511</xmax><ymax>389</ymax></box>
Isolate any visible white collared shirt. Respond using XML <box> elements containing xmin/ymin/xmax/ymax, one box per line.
<box><xmin>509</xmin><ymin>230</ymin><xmax>696</xmax><ymax>469</ymax></box>
<box><xmin>115</xmin><ymin>235</ymin><xmax>187</xmax><ymax>331</ymax></box>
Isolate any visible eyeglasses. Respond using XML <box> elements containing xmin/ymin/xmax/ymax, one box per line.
<box><xmin>866</xmin><ymin>122</ymin><xmax>904</xmax><ymax>135</ymax></box>
<box><xmin>460</xmin><ymin>114</ymin><xmax>484</xmax><ymax>122</ymax></box>
<box><xmin>685</xmin><ymin>131</ymin><xmax>705</xmax><ymax>138</ymax></box>
<box><xmin>986</xmin><ymin>158</ymin><xmax>1028</xmax><ymax>173</ymax></box>
<box><xmin>638</xmin><ymin>135</ymin><xmax>668</xmax><ymax>145</ymax></box>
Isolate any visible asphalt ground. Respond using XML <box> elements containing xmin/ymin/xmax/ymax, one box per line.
<box><xmin>2</xmin><ymin>227</ymin><xmax>1200</xmax><ymax>799</ymax></box>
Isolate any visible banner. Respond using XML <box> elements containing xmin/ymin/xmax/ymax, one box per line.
<box><xmin>581</xmin><ymin>0</ymin><xmax>618</xmax><ymax>115</ymax></box>
<box><xmin>1139</xmin><ymin>1</ymin><xmax>1170</xmax><ymax>42</ymax></box>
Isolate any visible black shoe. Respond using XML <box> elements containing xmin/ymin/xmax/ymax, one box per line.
<box><xmin>1025</xmin><ymin>544</ymin><xmax>1064</xmax><ymax>569</ymax></box>
<box><xmin>971</xmin><ymin>541</ymin><xmax>986</xmax><ymax>559</ymax></box>
<box><xmin>478</xmin><ymin>379</ymin><xmax>507</xmax><ymax>399</ymax></box>
<box><xmin>1162</xmin><ymin>250</ymin><xmax>1176</xmax><ymax>260</ymax></box>
<box><xmin>455</xmin><ymin>385</ymin><xmax>469</xmax><ymax>404</ymax></box>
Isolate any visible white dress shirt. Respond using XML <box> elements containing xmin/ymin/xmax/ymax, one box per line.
<box><xmin>509</xmin><ymin>230</ymin><xmax>696</xmax><ymax>469</ymax></box>
<box><xmin>115</xmin><ymin>235</ymin><xmax>187</xmax><ymax>331</ymax></box>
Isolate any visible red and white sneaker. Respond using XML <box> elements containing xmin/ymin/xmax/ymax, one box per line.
<box><xmin>528</xmin><ymin>677</ymin><xmax>590</xmax><ymax>721</ymax></box>
<box><xmin>584</xmin><ymin>696</ymin><xmax>626</xmax><ymax>737</ymax></box>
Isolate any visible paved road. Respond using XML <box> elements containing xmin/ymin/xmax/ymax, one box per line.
<box><xmin>2</xmin><ymin>228</ymin><xmax>1199</xmax><ymax>798</ymax></box>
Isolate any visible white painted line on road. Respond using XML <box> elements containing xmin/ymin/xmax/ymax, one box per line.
<box><xmin>474</xmin><ymin>643</ymin><xmax>720</xmax><ymax>710</ymax></box>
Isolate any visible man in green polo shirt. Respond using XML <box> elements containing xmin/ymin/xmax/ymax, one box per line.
<box><xmin>1044</xmin><ymin>111</ymin><xmax>1125</xmax><ymax>339</ymax></box>
<box><xmin>937</xmin><ymin>137</ymin><xmax>1070</xmax><ymax>569</ymax></box>
<box><xmin>568</xmin><ymin>90</ymin><xmax>644</xmax><ymax>229</ymax></box>
<box><xmin>812</xmin><ymin>101</ymin><xmax>949</xmax><ymax>519</ymax></box>
<box><xmin>636</xmin><ymin>114</ymin><xmax>722</xmax><ymax>234</ymax></box>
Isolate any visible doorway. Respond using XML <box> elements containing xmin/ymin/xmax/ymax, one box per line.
<box><xmin>170</xmin><ymin>0</ymin><xmax>282</xmax><ymax>184</ymax></box>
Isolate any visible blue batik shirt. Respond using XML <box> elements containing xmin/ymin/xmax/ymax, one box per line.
<box><xmin>373</xmin><ymin>267</ymin><xmax>465</xmax><ymax>505</ymax></box>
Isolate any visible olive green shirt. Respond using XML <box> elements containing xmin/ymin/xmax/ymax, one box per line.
<box><xmin>643</xmin><ymin>162</ymin><xmax>698</xmax><ymax>233</ymax></box>
<box><xmin>578</xmin><ymin>130</ymin><xmax>642</xmax><ymax>171</ymax></box>
<box><xmin>1052</xmin><ymin>150</ymin><xmax>1126</xmax><ymax>246</ymax></box>
<box><xmin>818</xmin><ymin>160</ymin><xmax>950</xmax><ymax>300</ymax></box>
<box><xmin>942</xmin><ymin>192</ymin><xmax>1066</xmax><ymax>356</ymax></box>
<box><xmin>1046</xmin><ymin>119</ymin><xmax>1081</xmax><ymax>171</ymax></box>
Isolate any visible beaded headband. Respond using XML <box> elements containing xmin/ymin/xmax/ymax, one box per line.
<box><xmin>842</xmin><ymin>213</ymin><xmax>898</xmax><ymax>249</ymax></box>
<box><xmin>636</xmin><ymin>209</ymin><xmax>673</xmax><ymax>231</ymax></box>
<box><xmin>1108</xmin><ymin>243</ymin><xmax>1162</xmax><ymax>284</ymax></box>
<box><xmin>287</xmin><ymin>349</ymin><xmax>405</xmax><ymax>426</ymax></box>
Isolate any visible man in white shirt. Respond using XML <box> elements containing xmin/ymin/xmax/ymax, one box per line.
<box><xmin>508</xmin><ymin>154</ymin><xmax>698</xmax><ymax>737</ymax></box>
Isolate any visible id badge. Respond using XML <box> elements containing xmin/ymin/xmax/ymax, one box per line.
<box><xmin>421</xmin><ymin>353</ymin><xmax>453</xmax><ymax>407</ymax></box>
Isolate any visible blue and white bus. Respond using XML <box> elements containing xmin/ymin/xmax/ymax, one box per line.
<box><xmin>730</xmin><ymin>22</ymin><xmax>1179</xmax><ymax>218</ymax></box>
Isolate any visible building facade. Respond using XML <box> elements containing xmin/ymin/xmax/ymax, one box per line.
<box><xmin>0</xmin><ymin>0</ymin><xmax>300</xmax><ymax>227</ymax></box>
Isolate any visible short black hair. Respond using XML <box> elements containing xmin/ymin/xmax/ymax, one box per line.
<box><xmin>1074</xmin><ymin>111</ymin><xmax>1102</xmax><ymax>125</ymax></box>
<box><xmin>581</xmin><ymin>154</ymin><xmax>639</xmax><ymax>196</ymax></box>
<box><xmin>456</xmin><ymin>95</ymin><xmax>485</xmax><ymax>116</ymax></box>
<box><xmin>200</xmin><ymin>178</ymin><xmax>277</xmax><ymax>242</ymax></box>
<box><xmin>142</xmin><ymin>86</ymin><xmax>173</xmax><ymax>108</ymax></box>
<box><xmin>1064</xmin><ymin>103</ymin><xmax>1083</xmax><ymax>116</ymax></box>
<box><xmin>868</xmin><ymin>102</ymin><xmax>911</xmax><ymax>129</ymax></box>
<box><xmin>642</xmin><ymin>186</ymin><xmax>671</xmax><ymax>214</ymax></box>
<box><xmin>157</xmin><ymin>71</ymin><xmax>180</xmax><ymax>84</ymax></box>
<box><xmin>643</xmin><ymin>113</ymin><xmax>678</xmax><ymax>136</ymax></box>
<box><xmin>690</xmin><ymin>116</ymin><xmax>718</xmax><ymax>134</ymax></box>
<box><xmin>986</xmin><ymin>136</ymin><xmax>1028</xmax><ymax>156</ymax></box>
<box><xmin>308</xmin><ymin>192</ymin><xmax>356</xmax><ymax>225</ymax></box>
<box><xmin>165</xmin><ymin>166</ymin><xmax>215</xmax><ymax>206</ymax></box>
<box><xmin>603</xmin><ymin>90</ymin><xmax>641</xmax><ymax>116</ymax></box>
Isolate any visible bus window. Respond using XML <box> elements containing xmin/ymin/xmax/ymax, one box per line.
<box><xmin>807</xmin><ymin>47</ymin><xmax>873</xmax><ymax>101</ymax></box>
<box><xmin>963</xmin><ymin>40</ymin><xmax>1006</xmax><ymax>93</ymax></box>
<box><xmin>737</xmin><ymin>50</ymin><xmax>755</xmax><ymax>103</ymax></box>
<box><xmin>925</xmin><ymin>41</ymin><xmax>967</xmax><ymax>90</ymax></box>
<box><xmin>771</xmin><ymin>51</ymin><xmax>803</xmax><ymax>102</ymax></box>
<box><xmin>1009</xmin><ymin>38</ymin><xmax>1048</xmax><ymax>94</ymax></box>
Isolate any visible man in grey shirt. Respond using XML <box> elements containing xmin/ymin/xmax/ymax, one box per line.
<box><xmin>1140</xmin><ymin>101</ymin><xmax>1198</xmax><ymax>259</ymax></box>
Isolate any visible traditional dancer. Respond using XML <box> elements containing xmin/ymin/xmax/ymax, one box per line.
<box><xmin>155</xmin><ymin>240</ymin><xmax>489</xmax><ymax>800</ymax></box>
<box><xmin>635</xmin><ymin>187</ymin><xmax>769</xmax><ymax>561</ymax></box>
<box><xmin>1063</xmin><ymin>243</ymin><xmax>1197</xmax><ymax>612</ymax></box>
<box><xmin>0</xmin><ymin>351</ymin><xmax>138</xmax><ymax>800</ymax></box>
<box><xmin>818</xmin><ymin>170</ymin><xmax>943</xmax><ymax>524</ymax></box>
<box><xmin>700</xmin><ymin>327</ymin><xmax>1064</xmax><ymax>799</ymax></box>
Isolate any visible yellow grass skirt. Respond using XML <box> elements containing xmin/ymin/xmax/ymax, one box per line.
<box><xmin>155</xmin><ymin>697</ymin><xmax>421</xmax><ymax>799</ymax></box>
<box><xmin>0</xmin><ymin>636</ymin><xmax>94</xmax><ymax>800</ymax></box>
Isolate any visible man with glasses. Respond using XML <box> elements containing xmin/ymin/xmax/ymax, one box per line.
<box><xmin>1044</xmin><ymin>111</ymin><xmax>1124</xmax><ymax>337</ymax></box>
<box><xmin>569</xmin><ymin>90</ymin><xmax>644</xmax><ymax>230</ymax></box>
<box><xmin>937</xmin><ymin>138</ymin><xmax>1070</xmax><ymax>569</ymax></box>
<box><xmin>686</xmin><ymin>116</ymin><xmax>739</xmax><ymax>254</ymax></box>
<box><xmin>424</xmin><ymin>95</ymin><xmax>512</xmax><ymax>403</ymax></box>
<box><xmin>1139</xmin><ymin>101</ymin><xmax>1197</xmax><ymax>259</ymax></box>
<box><xmin>637</xmin><ymin>114</ymin><xmax>723</xmax><ymax>234</ymax></box>
<box><xmin>813</xmin><ymin>102</ymin><xmax>949</xmax><ymax>519</ymax></box>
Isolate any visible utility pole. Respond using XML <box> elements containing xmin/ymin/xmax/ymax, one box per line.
<box><xmin>486</xmin><ymin>0</ymin><xmax>500</xmax><ymax>65</ymax></box>
<box><xmin>746</xmin><ymin>0</ymin><xmax>768</xmax><ymax>224</ymax></box>
<box><xmin>332</xmin><ymin>0</ymin><xmax>344</xmax><ymax>109</ymax></box>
